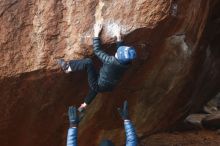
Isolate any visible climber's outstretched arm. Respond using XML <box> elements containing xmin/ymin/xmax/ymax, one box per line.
<box><xmin>66</xmin><ymin>106</ymin><xmax>80</xmax><ymax>146</ymax></box>
<box><xmin>118</xmin><ymin>101</ymin><xmax>138</xmax><ymax>146</ymax></box>
<box><xmin>93</xmin><ymin>37</ymin><xmax>115</xmax><ymax>64</ymax></box>
<box><xmin>84</xmin><ymin>89</ymin><xmax>98</xmax><ymax>105</ymax></box>
<box><xmin>93</xmin><ymin>23</ymin><xmax>115</xmax><ymax>64</ymax></box>
<box><xmin>78</xmin><ymin>89</ymin><xmax>98</xmax><ymax>112</ymax></box>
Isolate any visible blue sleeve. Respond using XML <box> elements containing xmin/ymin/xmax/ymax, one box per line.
<box><xmin>124</xmin><ymin>120</ymin><xmax>138</xmax><ymax>146</ymax></box>
<box><xmin>116</xmin><ymin>41</ymin><xmax>125</xmax><ymax>49</ymax></box>
<box><xmin>67</xmin><ymin>127</ymin><xmax>78</xmax><ymax>146</ymax></box>
<box><xmin>93</xmin><ymin>37</ymin><xmax>115</xmax><ymax>64</ymax></box>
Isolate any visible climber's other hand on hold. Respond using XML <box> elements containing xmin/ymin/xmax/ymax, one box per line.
<box><xmin>112</xmin><ymin>25</ymin><xmax>122</xmax><ymax>41</ymax></box>
<box><xmin>68</xmin><ymin>106</ymin><xmax>79</xmax><ymax>128</ymax></box>
<box><xmin>94</xmin><ymin>23</ymin><xmax>103</xmax><ymax>37</ymax></box>
<box><xmin>118</xmin><ymin>100</ymin><xmax>129</xmax><ymax>120</ymax></box>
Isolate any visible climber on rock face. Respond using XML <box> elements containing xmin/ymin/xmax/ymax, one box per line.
<box><xmin>66</xmin><ymin>101</ymin><xmax>138</xmax><ymax>146</ymax></box>
<box><xmin>58</xmin><ymin>23</ymin><xmax>136</xmax><ymax>114</ymax></box>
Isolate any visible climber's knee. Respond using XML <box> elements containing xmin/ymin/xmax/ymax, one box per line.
<box><xmin>84</xmin><ymin>58</ymin><xmax>93</xmax><ymax>65</ymax></box>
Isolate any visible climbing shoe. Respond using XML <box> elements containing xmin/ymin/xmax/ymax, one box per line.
<box><xmin>57</xmin><ymin>59</ymin><xmax>69</xmax><ymax>72</ymax></box>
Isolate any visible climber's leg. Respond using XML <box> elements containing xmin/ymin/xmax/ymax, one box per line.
<box><xmin>68</xmin><ymin>58</ymin><xmax>99</xmax><ymax>90</ymax></box>
<box><xmin>68</xmin><ymin>58</ymin><xmax>93</xmax><ymax>71</ymax></box>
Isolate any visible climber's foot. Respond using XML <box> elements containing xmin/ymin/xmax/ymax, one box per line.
<box><xmin>57</xmin><ymin>59</ymin><xmax>69</xmax><ymax>72</ymax></box>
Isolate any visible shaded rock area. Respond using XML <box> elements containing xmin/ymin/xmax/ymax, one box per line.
<box><xmin>0</xmin><ymin>0</ymin><xmax>220</xmax><ymax>146</ymax></box>
<box><xmin>141</xmin><ymin>130</ymin><xmax>220</xmax><ymax>146</ymax></box>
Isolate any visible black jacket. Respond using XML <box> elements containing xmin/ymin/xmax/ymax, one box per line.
<box><xmin>93</xmin><ymin>37</ymin><xmax>130</xmax><ymax>91</ymax></box>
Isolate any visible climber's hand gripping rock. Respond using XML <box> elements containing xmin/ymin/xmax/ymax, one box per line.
<box><xmin>94</xmin><ymin>23</ymin><xmax>103</xmax><ymax>37</ymax></box>
<box><xmin>112</xmin><ymin>25</ymin><xmax>122</xmax><ymax>41</ymax></box>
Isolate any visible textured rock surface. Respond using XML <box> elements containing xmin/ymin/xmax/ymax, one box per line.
<box><xmin>0</xmin><ymin>0</ymin><xmax>220</xmax><ymax>146</ymax></box>
<box><xmin>0</xmin><ymin>0</ymin><xmax>170</xmax><ymax>78</ymax></box>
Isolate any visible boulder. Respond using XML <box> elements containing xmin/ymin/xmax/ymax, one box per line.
<box><xmin>203</xmin><ymin>92</ymin><xmax>220</xmax><ymax>114</ymax></box>
<box><xmin>203</xmin><ymin>105</ymin><xmax>218</xmax><ymax>114</ymax></box>
<box><xmin>202</xmin><ymin>113</ymin><xmax>220</xmax><ymax>129</ymax></box>
<box><xmin>184</xmin><ymin>114</ymin><xmax>208</xmax><ymax>129</ymax></box>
